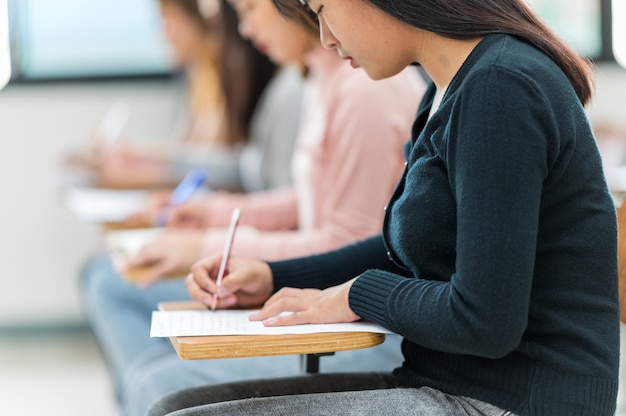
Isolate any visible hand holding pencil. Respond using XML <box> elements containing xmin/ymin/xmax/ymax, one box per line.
<box><xmin>185</xmin><ymin>228</ymin><xmax>275</xmax><ymax>310</ymax></box>
<box><xmin>210</xmin><ymin>208</ymin><xmax>240</xmax><ymax>310</ymax></box>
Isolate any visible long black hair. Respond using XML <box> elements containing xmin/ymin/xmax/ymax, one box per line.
<box><xmin>272</xmin><ymin>0</ymin><xmax>594</xmax><ymax>106</ymax></box>
<box><xmin>218</xmin><ymin>0</ymin><xmax>277</xmax><ymax>144</ymax></box>
<box><xmin>161</xmin><ymin>0</ymin><xmax>277</xmax><ymax>143</ymax></box>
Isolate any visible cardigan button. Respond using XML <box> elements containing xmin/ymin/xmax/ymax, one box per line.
<box><xmin>383</xmin><ymin>205</ymin><xmax>387</xmax><ymax>211</ymax></box>
<box><xmin>404</xmin><ymin>161</ymin><xmax>408</xmax><ymax>167</ymax></box>
<box><xmin>387</xmin><ymin>251</ymin><xmax>393</xmax><ymax>260</ymax></box>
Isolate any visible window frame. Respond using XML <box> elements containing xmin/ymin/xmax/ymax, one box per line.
<box><xmin>6</xmin><ymin>0</ymin><xmax>175</xmax><ymax>83</ymax></box>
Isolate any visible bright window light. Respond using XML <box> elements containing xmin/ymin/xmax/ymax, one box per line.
<box><xmin>10</xmin><ymin>0</ymin><xmax>173</xmax><ymax>79</ymax></box>
<box><xmin>0</xmin><ymin>0</ymin><xmax>10</xmax><ymax>88</ymax></box>
<box><xmin>526</xmin><ymin>0</ymin><xmax>603</xmax><ymax>59</ymax></box>
<box><xmin>614</xmin><ymin>0</ymin><xmax>626</xmax><ymax>67</ymax></box>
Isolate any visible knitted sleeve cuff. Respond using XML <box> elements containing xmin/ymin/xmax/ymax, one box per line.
<box><xmin>349</xmin><ymin>270</ymin><xmax>403</xmax><ymax>330</ymax></box>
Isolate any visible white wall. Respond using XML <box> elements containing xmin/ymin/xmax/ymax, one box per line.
<box><xmin>587</xmin><ymin>63</ymin><xmax>626</xmax><ymax>130</ymax></box>
<box><xmin>0</xmin><ymin>77</ymin><xmax>180</xmax><ymax>326</ymax></box>
<box><xmin>0</xmin><ymin>63</ymin><xmax>624</xmax><ymax>327</ymax></box>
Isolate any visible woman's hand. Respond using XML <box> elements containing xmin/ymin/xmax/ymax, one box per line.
<box><xmin>166</xmin><ymin>202</ymin><xmax>212</xmax><ymax>228</ymax></box>
<box><xmin>122</xmin><ymin>191</ymin><xmax>172</xmax><ymax>228</ymax></box>
<box><xmin>186</xmin><ymin>255</ymin><xmax>274</xmax><ymax>309</ymax></box>
<box><xmin>124</xmin><ymin>195</ymin><xmax>209</xmax><ymax>229</ymax></box>
<box><xmin>123</xmin><ymin>229</ymin><xmax>205</xmax><ymax>286</ymax></box>
<box><xmin>249</xmin><ymin>278</ymin><xmax>361</xmax><ymax>326</ymax></box>
<box><xmin>96</xmin><ymin>145</ymin><xmax>169</xmax><ymax>189</ymax></box>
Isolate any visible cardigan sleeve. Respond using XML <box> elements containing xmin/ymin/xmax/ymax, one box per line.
<box><xmin>350</xmin><ymin>67</ymin><xmax>560</xmax><ymax>358</ymax></box>
<box><xmin>268</xmin><ymin>235</ymin><xmax>409</xmax><ymax>290</ymax></box>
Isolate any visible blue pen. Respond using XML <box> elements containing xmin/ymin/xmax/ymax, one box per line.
<box><xmin>155</xmin><ymin>168</ymin><xmax>207</xmax><ymax>226</ymax></box>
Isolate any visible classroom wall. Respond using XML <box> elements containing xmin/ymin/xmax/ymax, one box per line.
<box><xmin>0</xmin><ymin>64</ymin><xmax>624</xmax><ymax>328</ymax></box>
<box><xmin>587</xmin><ymin>63</ymin><xmax>626</xmax><ymax>130</ymax></box>
<box><xmin>0</xmin><ymin>77</ymin><xmax>180</xmax><ymax>327</ymax></box>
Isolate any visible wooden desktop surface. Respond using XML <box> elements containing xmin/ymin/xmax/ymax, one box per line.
<box><xmin>101</xmin><ymin>217</ymin><xmax>154</xmax><ymax>231</ymax></box>
<box><xmin>159</xmin><ymin>301</ymin><xmax>386</xmax><ymax>361</ymax></box>
<box><xmin>123</xmin><ymin>266</ymin><xmax>189</xmax><ymax>283</ymax></box>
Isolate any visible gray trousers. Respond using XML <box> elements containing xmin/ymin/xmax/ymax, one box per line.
<box><xmin>147</xmin><ymin>373</ymin><xmax>515</xmax><ymax>416</ymax></box>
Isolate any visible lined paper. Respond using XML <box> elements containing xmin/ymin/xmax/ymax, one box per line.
<box><xmin>64</xmin><ymin>186</ymin><xmax>149</xmax><ymax>222</ymax></box>
<box><xmin>104</xmin><ymin>227</ymin><xmax>163</xmax><ymax>269</ymax></box>
<box><xmin>150</xmin><ymin>309</ymin><xmax>394</xmax><ymax>337</ymax></box>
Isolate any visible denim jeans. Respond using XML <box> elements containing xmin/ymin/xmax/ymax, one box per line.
<box><xmin>80</xmin><ymin>254</ymin><xmax>193</xmax><ymax>404</ymax></box>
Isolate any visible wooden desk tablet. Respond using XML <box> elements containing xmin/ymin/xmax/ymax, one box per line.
<box><xmin>101</xmin><ymin>216</ymin><xmax>154</xmax><ymax>231</ymax></box>
<box><xmin>158</xmin><ymin>301</ymin><xmax>386</xmax><ymax>373</ymax></box>
<box><xmin>123</xmin><ymin>266</ymin><xmax>189</xmax><ymax>283</ymax></box>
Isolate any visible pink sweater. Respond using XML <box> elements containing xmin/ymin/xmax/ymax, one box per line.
<box><xmin>200</xmin><ymin>48</ymin><xmax>426</xmax><ymax>260</ymax></box>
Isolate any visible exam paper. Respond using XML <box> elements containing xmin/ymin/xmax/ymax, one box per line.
<box><xmin>64</xmin><ymin>186</ymin><xmax>149</xmax><ymax>222</ymax></box>
<box><xmin>104</xmin><ymin>228</ymin><xmax>163</xmax><ymax>268</ymax></box>
<box><xmin>150</xmin><ymin>309</ymin><xmax>394</xmax><ymax>337</ymax></box>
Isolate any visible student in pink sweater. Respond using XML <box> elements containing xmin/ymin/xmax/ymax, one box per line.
<box><xmin>121</xmin><ymin>38</ymin><xmax>425</xmax><ymax>283</ymax></box>
<box><xmin>80</xmin><ymin>0</ymin><xmax>426</xmax><ymax>414</ymax></box>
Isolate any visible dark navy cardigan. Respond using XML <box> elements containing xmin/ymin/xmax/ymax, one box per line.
<box><xmin>270</xmin><ymin>34</ymin><xmax>619</xmax><ymax>416</ymax></box>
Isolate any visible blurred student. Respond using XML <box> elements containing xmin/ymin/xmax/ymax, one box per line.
<box><xmin>67</xmin><ymin>0</ymin><xmax>279</xmax><ymax>192</ymax></box>
<box><xmin>81</xmin><ymin>0</ymin><xmax>304</xmax><ymax>409</ymax></box>
<box><xmin>80</xmin><ymin>0</ymin><xmax>426</xmax><ymax>414</ymax></box>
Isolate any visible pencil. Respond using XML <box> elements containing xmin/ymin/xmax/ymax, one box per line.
<box><xmin>210</xmin><ymin>208</ymin><xmax>241</xmax><ymax>310</ymax></box>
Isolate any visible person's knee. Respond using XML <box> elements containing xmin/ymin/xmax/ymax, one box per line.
<box><xmin>80</xmin><ymin>256</ymin><xmax>130</xmax><ymax>307</ymax></box>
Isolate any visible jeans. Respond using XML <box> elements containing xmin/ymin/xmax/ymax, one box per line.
<box><xmin>80</xmin><ymin>254</ymin><xmax>405</xmax><ymax>416</ymax></box>
<box><xmin>80</xmin><ymin>255</ymin><xmax>193</xmax><ymax>404</ymax></box>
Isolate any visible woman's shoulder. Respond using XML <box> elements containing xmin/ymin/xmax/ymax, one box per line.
<box><xmin>467</xmin><ymin>35</ymin><xmax>566</xmax><ymax>86</ymax></box>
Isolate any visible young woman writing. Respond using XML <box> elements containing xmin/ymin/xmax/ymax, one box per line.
<box><xmin>159</xmin><ymin>0</ymin><xmax>619</xmax><ymax>415</ymax></box>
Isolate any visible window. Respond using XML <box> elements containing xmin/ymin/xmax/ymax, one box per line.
<box><xmin>6</xmin><ymin>0</ymin><xmax>625</xmax><ymax>80</ymax></box>
<box><xmin>526</xmin><ymin>0</ymin><xmax>607</xmax><ymax>60</ymax></box>
<box><xmin>0</xmin><ymin>0</ymin><xmax>9</xmax><ymax>87</ymax></box>
<box><xmin>613</xmin><ymin>0</ymin><xmax>626</xmax><ymax>67</ymax></box>
<box><xmin>8</xmin><ymin>0</ymin><xmax>174</xmax><ymax>80</ymax></box>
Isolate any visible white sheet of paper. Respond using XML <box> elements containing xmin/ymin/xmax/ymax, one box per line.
<box><xmin>104</xmin><ymin>228</ymin><xmax>163</xmax><ymax>268</ymax></box>
<box><xmin>64</xmin><ymin>186</ymin><xmax>149</xmax><ymax>222</ymax></box>
<box><xmin>150</xmin><ymin>309</ymin><xmax>394</xmax><ymax>337</ymax></box>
